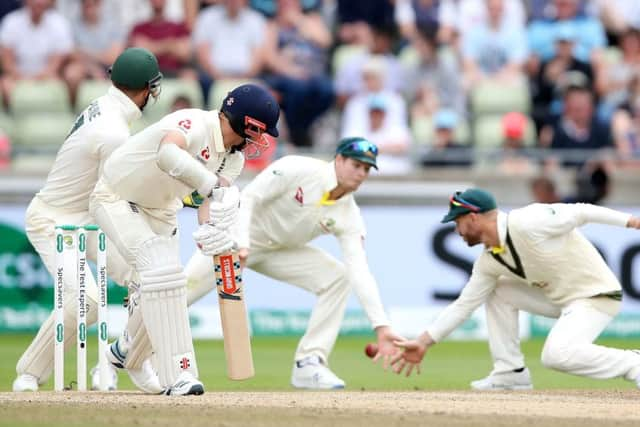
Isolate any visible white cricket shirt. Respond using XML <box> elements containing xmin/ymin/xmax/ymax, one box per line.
<box><xmin>235</xmin><ymin>155</ymin><xmax>390</xmax><ymax>328</ymax></box>
<box><xmin>103</xmin><ymin>109</ymin><xmax>243</xmax><ymax>209</ymax></box>
<box><xmin>36</xmin><ymin>86</ymin><xmax>140</xmax><ymax>212</ymax></box>
<box><xmin>427</xmin><ymin>203</ymin><xmax>631</xmax><ymax>342</ymax></box>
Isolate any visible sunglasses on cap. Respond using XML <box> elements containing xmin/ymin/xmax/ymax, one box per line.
<box><xmin>346</xmin><ymin>140</ymin><xmax>379</xmax><ymax>156</ymax></box>
<box><xmin>449</xmin><ymin>191</ymin><xmax>481</xmax><ymax>212</ymax></box>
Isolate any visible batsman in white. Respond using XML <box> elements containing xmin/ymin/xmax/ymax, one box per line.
<box><xmin>390</xmin><ymin>188</ymin><xmax>640</xmax><ymax>389</ymax></box>
<box><xmin>12</xmin><ymin>47</ymin><xmax>163</xmax><ymax>392</ymax></box>
<box><xmin>182</xmin><ymin>137</ymin><xmax>403</xmax><ymax>389</ymax></box>
<box><xmin>89</xmin><ymin>83</ymin><xmax>280</xmax><ymax>395</ymax></box>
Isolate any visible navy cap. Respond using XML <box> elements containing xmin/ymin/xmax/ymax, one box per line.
<box><xmin>221</xmin><ymin>84</ymin><xmax>280</xmax><ymax>138</ymax></box>
<box><xmin>336</xmin><ymin>137</ymin><xmax>378</xmax><ymax>169</ymax></box>
<box><xmin>441</xmin><ymin>188</ymin><xmax>497</xmax><ymax>223</ymax></box>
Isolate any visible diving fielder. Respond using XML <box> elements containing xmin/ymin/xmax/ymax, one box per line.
<box><xmin>391</xmin><ymin>188</ymin><xmax>640</xmax><ymax>389</ymax></box>
<box><xmin>183</xmin><ymin>137</ymin><xmax>403</xmax><ymax>389</ymax></box>
<box><xmin>89</xmin><ymin>84</ymin><xmax>280</xmax><ymax>395</ymax></box>
<box><xmin>12</xmin><ymin>48</ymin><xmax>162</xmax><ymax>392</ymax></box>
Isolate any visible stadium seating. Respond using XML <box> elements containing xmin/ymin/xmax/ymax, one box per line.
<box><xmin>75</xmin><ymin>79</ymin><xmax>111</xmax><ymax>112</ymax></box>
<box><xmin>411</xmin><ymin>116</ymin><xmax>471</xmax><ymax>146</ymax></box>
<box><xmin>143</xmin><ymin>78</ymin><xmax>204</xmax><ymax>123</ymax></box>
<box><xmin>208</xmin><ymin>78</ymin><xmax>261</xmax><ymax>111</ymax></box>
<box><xmin>473</xmin><ymin>114</ymin><xmax>536</xmax><ymax>149</ymax></box>
<box><xmin>331</xmin><ymin>44</ymin><xmax>367</xmax><ymax>76</ymax></box>
<box><xmin>0</xmin><ymin>113</ymin><xmax>16</xmax><ymax>142</ymax></box>
<box><xmin>10</xmin><ymin>80</ymin><xmax>72</xmax><ymax>115</ymax></box>
<box><xmin>13</xmin><ymin>113</ymin><xmax>76</xmax><ymax>154</ymax></box>
<box><xmin>470</xmin><ymin>79</ymin><xmax>531</xmax><ymax>116</ymax></box>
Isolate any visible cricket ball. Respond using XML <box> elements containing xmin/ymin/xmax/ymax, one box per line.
<box><xmin>365</xmin><ymin>342</ymin><xmax>378</xmax><ymax>358</ymax></box>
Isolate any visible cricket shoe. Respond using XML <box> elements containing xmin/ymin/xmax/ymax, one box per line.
<box><xmin>90</xmin><ymin>363</ymin><xmax>118</xmax><ymax>390</ymax></box>
<box><xmin>291</xmin><ymin>355</ymin><xmax>345</xmax><ymax>389</ymax></box>
<box><xmin>164</xmin><ymin>371</ymin><xmax>204</xmax><ymax>396</ymax></box>
<box><xmin>12</xmin><ymin>374</ymin><xmax>38</xmax><ymax>392</ymax></box>
<box><xmin>470</xmin><ymin>367</ymin><xmax>533</xmax><ymax>391</ymax></box>
<box><xmin>106</xmin><ymin>339</ymin><xmax>163</xmax><ymax>394</ymax></box>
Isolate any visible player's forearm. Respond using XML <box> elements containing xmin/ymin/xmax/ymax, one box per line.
<box><xmin>349</xmin><ymin>270</ymin><xmax>390</xmax><ymax>328</ymax></box>
<box><xmin>416</xmin><ymin>330</ymin><xmax>436</xmax><ymax>349</ymax></box>
<box><xmin>157</xmin><ymin>142</ymin><xmax>218</xmax><ymax>197</ymax></box>
<box><xmin>568</xmin><ymin>203</ymin><xmax>632</xmax><ymax>228</ymax></box>
<box><xmin>425</xmin><ymin>301</ymin><xmax>475</xmax><ymax>343</ymax></box>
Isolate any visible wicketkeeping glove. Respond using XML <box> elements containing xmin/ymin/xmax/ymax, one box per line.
<box><xmin>193</xmin><ymin>223</ymin><xmax>235</xmax><ymax>256</ymax></box>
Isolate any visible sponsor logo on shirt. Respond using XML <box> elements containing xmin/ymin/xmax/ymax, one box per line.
<box><xmin>198</xmin><ymin>146</ymin><xmax>210</xmax><ymax>162</ymax></box>
<box><xmin>294</xmin><ymin>187</ymin><xmax>304</xmax><ymax>205</ymax></box>
<box><xmin>178</xmin><ymin>119</ymin><xmax>192</xmax><ymax>131</ymax></box>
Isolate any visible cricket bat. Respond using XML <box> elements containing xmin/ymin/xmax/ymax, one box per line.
<box><xmin>213</xmin><ymin>251</ymin><xmax>255</xmax><ymax>380</ymax></box>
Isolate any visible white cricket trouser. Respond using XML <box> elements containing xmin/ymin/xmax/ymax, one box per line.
<box><xmin>185</xmin><ymin>245</ymin><xmax>350</xmax><ymax>364</ymax></box>
<box><xmin>90</xmin><ymin>179</ymin><xmax>198</xmax><ymax>386</ymax></box>
<box><xmin>486</xmin><ymin>277</ymin><xmax>640</xmax><ymax>382</ymax></box>
<box><xmin>16</xmin><ymin>196</ymin><xmax>133</xmax><ymax>382</ymax></box>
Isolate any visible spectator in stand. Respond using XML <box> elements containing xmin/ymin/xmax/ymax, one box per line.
<box><xmin>595</xmin><ymin>26</ymin><xmax>640</xmax><ymax>121</ymax></box>
<box><xmin>527</xmin><ymin>0</ymin><xmax>606</xmax><ymax>77</ymax></box>
<box><xmin>530</xmin><ymin>175</ymin><xmax>561</xmax><ymax>203</ymax></box>
<box><xmin>335</xmin><ymin>0</ymin><xmax>395</xmax><ymax>45</ymax></box>
<box><xmin>0</xmin><ymin>0</ymin><xmax>21</xmax><ymax>23</ymax></box>
<box><xmin>593</xmin><ymin>0</ymin><xmax>640</xmax><ymax>39</ymax></box>
<box><xmin>63</xmin><ymin>0</ymin><xmax>126</xmax><ymax>105</ymax></box>
<box><xmin>335</xmin><ymin>25</ymin><xmax>404</xmax><ymax>107</ymax></box>
<box><xmin>129</xmin><ymin>0</ymin><xmax>196</xmax><ymax>80</ymax></box>
<box><xmin>394</xmin><ymin>0</ymin><xmax>445</xmax><ymax>41</ymax></box>
<box><xmin>341</xmin><ymin>56</ymin><xmax>408</xmax><ymax>142</ymax></box>
<box><xmin>405</xmin><ymin>23</ymin><xmax>465</xmax><ymax>120</ymax></box>
<box><xmin>0</xmin><ymin>131</ymin><xmax>10</xmax><ymax>170</ymax></box>
<box><xmin>420</xmin><ymin>109</ymin><xmax>472</xmax><ymax>167</ymax></box>
<box><xmin>193</xmin><ymin>0</ymin><xmax>267</xmax><ymax>105</ymax></box>
<box><xmin>497</xmin><ymin>111</ymin><xmax>536</xmax><ymax>174</ymax></box>
<box><xmin>541</xmin><ymin>85</ymin><xmax>613</xmax><ymax>168</ymax></box>
<box><xmin>343</xmin><ymin>94</ymin><xmax>412</xmax><ymax>175</ymax></box>
<box><xmin>611</xmin><ymin>76</ymin><xmax>640</xmax><ymax>167</ymax></box>
<box><xmin>438</xmin><ymin>0</ymin><xmax>526</xmax><ymax>45</ymax></box>
<box><xmin>250</xmin><ymin>0</ymin><xmax>321</xmax><ymax>18</ymax></box>
<box><xmin>169</xmin><ymin>94</ymin><xmax>193</xmax><ymax>112</ymax></box>
<box><xmin>57</xmin><ymin>0</ymin><xmax>191</xmax><ymax>35</ymax></box>
<box><xmin>531</xmin><ymin>23</ymin><xmax>594</xmax><ymax>130</ymax></box>
<box><xmin>461</xmin><ymin>0</ymin><xmax>528</xmax><ymax>87</ymax></box>
<box><xmin>262</xmin><ymin>0</ymin><xmax>334</xmax><ymax>147</ymax></box>
<box><xmin>0</xmin><ymin>0</ymin><xmax>73</xmax><ymax>105</ymax></box>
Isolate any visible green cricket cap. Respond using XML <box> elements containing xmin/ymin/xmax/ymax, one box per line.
<box><xmin>109</xmin><ymin>47</ymin><xmax>162</xmax><ymax>90</ymax></box>
<box><xmin>335</xmin><ymin>137</ymin><xmax>378</xmax><ymax>169</ymax></box>
<box><xmin>441</xmin><ymin>188</ymin><xmax>497</xmax><ymax>223</ymax></box>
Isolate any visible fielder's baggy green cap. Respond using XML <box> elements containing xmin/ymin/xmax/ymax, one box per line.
<box><xmin>336</xmin><ymin>137</ymin><xmax>378</xmax><ymax>169</ymax></box>
<box><xmin>441</xmin><ymin>188</ymin><xmax>497</xmax><ymax>223</ymax></box>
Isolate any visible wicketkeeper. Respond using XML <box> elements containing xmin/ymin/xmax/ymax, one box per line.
<box><xmin>13</xmin><ymin>48</ymin><xmax>162</xmax><ymax>392</ymax></box>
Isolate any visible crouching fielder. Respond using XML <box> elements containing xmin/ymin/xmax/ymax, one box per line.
<box><xmin>185</xmin><ymin>138</ymin><xmax>403</xmax><ymax>389</ymax></box>
<box><xmin>89</xmin><ymin>84</ymin><xmax>280</xmax><ymax>395</ymax></box>
<box><xmin>391</xmin><ymin>188</ymin><xmax>640</xmax><ymax>389</ymax></box>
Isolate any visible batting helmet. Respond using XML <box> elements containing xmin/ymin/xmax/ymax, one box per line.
<box><xmin>220</xmin><ymin>84</ymin><xmax>280</xmax><ymax>158</ymax></box>
<box><xmin>109</xmin><ymin>48</ymin><xmax>162</xmax><ymax>98</ymax></box>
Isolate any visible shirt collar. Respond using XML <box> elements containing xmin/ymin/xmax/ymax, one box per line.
<box><xmin>489</xmin><ymin>210</ymin><xmax>508</xmax><ymax>254</ymax></box>
<box><xmin>207</xmin><ymin>110</ymin><xmax>225</xmax><ymax>153</ymax></box>
<box><xmin>316</xmin><ymin>161</ymin><xmax>340</xmax><ymax>205</ymax></box>
<box><xmin>107</xmin><ymin>86</ymin><xmax>142</xmax><ymax>124</ymax></box>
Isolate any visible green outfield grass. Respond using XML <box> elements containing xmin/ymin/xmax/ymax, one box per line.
<box><xmin>1</xmin><ymin>334</ymin><xmax>638</xmax><ymax>391</ymax></box>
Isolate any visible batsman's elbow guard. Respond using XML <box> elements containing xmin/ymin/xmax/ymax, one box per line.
<box><xmin>183</xmin><ymin>190</ymin><xmax>204</xmax><ymax>209</ymax></box>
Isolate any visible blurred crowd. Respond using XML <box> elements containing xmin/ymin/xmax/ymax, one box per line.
<box><xmin>1</xmin><ymin>0</ymin><xmax>640</xmax><ymax>202</ymax></box>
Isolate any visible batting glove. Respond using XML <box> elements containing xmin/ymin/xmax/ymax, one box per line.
<box><xmin>208</xmin><ymin>186</ymin><xmax>240</xmax><ymax>230</ymax></box>
<box><xmin>193</xmin><ymin>223</ymin><xmax>235</xmax><ymax>256</ymax></box>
